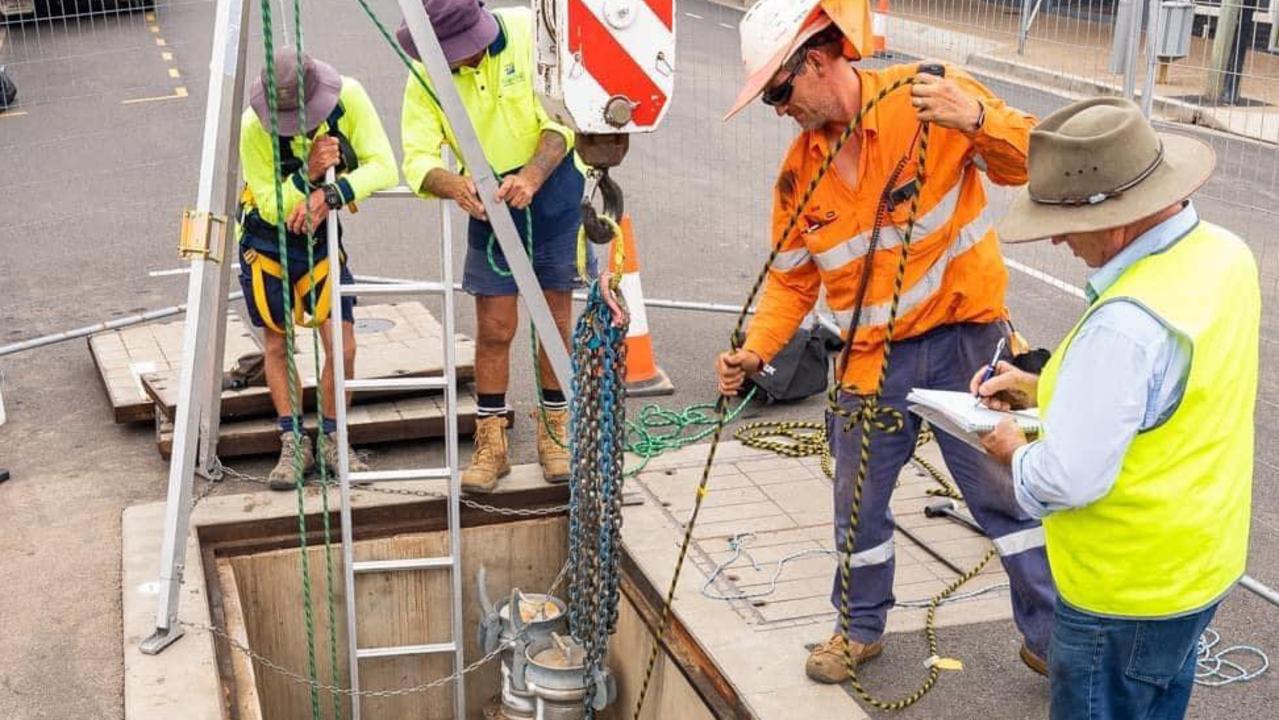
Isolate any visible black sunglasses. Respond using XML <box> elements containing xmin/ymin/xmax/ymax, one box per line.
<box><xmin>761</xmin><ymin>58</ymin><xmax>804</xmax><ymax>107</ymax></box>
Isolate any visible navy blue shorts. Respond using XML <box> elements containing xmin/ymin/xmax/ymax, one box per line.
<box><xmin>463</xmin><ymin>154</ymin><xmax>595</xmax><ymax>296</ymax></box>
<box><xmin>237</xmin><ymin>241</ymin><xmax>356</xmax><ymax>331</ymax></box>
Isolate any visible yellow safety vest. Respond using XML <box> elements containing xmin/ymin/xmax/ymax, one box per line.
<box><xmin>1037</xmin><ymin>220</ymin><xmax>1259</xmax><ymax>618</ymax></box>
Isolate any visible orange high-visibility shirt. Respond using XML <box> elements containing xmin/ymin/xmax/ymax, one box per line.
<box><xmin>742</xmin><ymin>63</ymin><xmax>1035</xmax><ymax>393</ymax></box>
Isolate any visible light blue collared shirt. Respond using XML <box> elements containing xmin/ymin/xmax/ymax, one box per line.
<box><xmin>1011</xmin><ymin>203</ymin><xmax>1197</xmax><ymax>519</ymax></box>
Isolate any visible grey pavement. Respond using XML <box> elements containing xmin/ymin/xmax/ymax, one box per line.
<box><xmin>0</xmin><ymin>0</ymin><xmax>1275</xmax><ymax>717</ymax></box>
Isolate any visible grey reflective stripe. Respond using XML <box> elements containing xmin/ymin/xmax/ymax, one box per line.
<box><xmin>849</xmin><ymin>538</ymin><xmax>894</xmax><ymax>567</ymax></box>
<box><xmin>771</xmin><ymin>247</ymin><xmax>813</xmax><ymax>272</ymax></box>
<box><xmin>991</xmin><ymin>526</ymin><xmax>1045</xmax><ymax>556</ymax></box>
<box><xmin>832</xmin><ymin>209</ymin><xmax>994</xmax><ymax>331</ymax></box>
<box><xmin>813</xmin><ymin>180</ymin><xmax>963</xmax><ymax>272</ymax></box>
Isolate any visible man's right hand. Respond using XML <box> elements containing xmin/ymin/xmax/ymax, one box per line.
<box><xmin>716</xmin><ymin>349</ymin><xmax>763</xmax><ymax>397</ymax></box>
<box><xmin>307</xmin><ymin>136</ymin><xmax>341</xmax><ymax>183</ymax></box>
<box><xmin>970</xmin><ymin>360</ymin><xmax>1038</xmax><ymax>411</ymax></box>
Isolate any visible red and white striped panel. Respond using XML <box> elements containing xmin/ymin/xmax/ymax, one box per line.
<box><xmin>548</xmin><ymin>0</ymin><xmax>676</xmax><ymax>133</ymax></box>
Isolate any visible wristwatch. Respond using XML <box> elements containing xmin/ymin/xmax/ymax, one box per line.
<box><xmin>322</xmin><ymin>183</ymin><xmax>344</xmax><ymax>210</ymax></box>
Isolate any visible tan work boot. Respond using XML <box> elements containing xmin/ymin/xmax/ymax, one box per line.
<box><xmin>805</xmin><ymin>633</ymin><xmax>884</xmax><ymax>683</ymax></box>
<box><xmin>268</xmin><ymin>432</ymin><xmax>315</xmax><ymax>491</ymax></box>
<box><xmin>462</xmin><ymin>416</ymin><xmax>511</xmax><ymax>493</ymax></box>
<box><xmin>536</xmin><ymin>407</ymin><xmax>571</xmax><ymax>484</ymax></box>
<box><xmin>317</xmin><ymin>433</ymin><xmax>370</xmax><ymax>478</ymax></box>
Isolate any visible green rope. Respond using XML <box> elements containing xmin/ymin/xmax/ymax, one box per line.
<box><xmin>281</xmin><ymin>2</ymin><xmax>345</xmax><ymax>716</ymax></box>
<box><xmin>623</xmin><ymin>388</ymin><xmax>756</xmax><ymax>477</ymax></box>
<box><xmin>253</xmin><ymin>1</ymin><xmax>324</xmax><ymax>717</ymax></box>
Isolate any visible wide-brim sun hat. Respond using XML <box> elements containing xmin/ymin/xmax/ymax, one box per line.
<box><xmin>249</xmin><ymin>50</ymin><xmax>342</xmax><ymax>137</ymax></box>
<box><xmin>998</xmin><ymin>97</ymin><xmax>1215</xmax><ymax>243</ymax></box>
<box><xmin>395</xmin><ymin>0</ymin><xmax>500</xmax><ymax>67</ymax></box>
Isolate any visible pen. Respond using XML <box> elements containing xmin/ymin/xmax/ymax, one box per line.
<box><xmin>974</xmin><ymin>337</ymin><xmax>1007</xmax><ymax>404</ymax></box>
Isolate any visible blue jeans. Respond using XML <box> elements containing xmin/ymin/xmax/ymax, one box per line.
<box><xmin>1050</xmin><ymin>599</ymin><xmax>1218</xmax><ymax>720</ymax></box>
<box><xmin>827</xmin><ymin>321</ymin><xmax>1056</xmax><ymax>656</ymax></box>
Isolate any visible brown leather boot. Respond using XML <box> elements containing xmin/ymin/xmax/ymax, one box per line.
<box><xmin>536</xmin><ymin>407</ymin><xmax>571</xmax><ymax>484</ymax></box>
<box><xmin>462</xmin><ymin>416</ymin><xmax>511</xmax><ymax>493</ymax></box>
<box><xmin>1020</xmin><ymin>643</ymin><xmax>1048</xmax><ymax>677</ymax></box>
<box><xmin>804</xmin><ymin>633</ymin><xmax>884</xmax><ymax>683</ymax></box>
<box><xmin>318</xmin><ymin>433</ymin><xmax>370</xmax><ymax>477</ymax></box>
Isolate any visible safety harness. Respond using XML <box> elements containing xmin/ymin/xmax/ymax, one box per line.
<box><xmin>239</xmin><ymin>102</ymin><xmax>359</xmax><ymax>334</ymax></box>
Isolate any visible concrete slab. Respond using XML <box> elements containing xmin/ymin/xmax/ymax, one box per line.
<box><xmin>620</xmin><ymin>439</ymin><xmax>1014</xmax><ymax>720</ymax></box>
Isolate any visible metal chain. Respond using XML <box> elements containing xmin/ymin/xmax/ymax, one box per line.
<box><xmin>184</xmin><ymin>619</ymin><xmax>507</xmax><ymax>698</ymax></box>
<box><xmin>219</xmin><ymin>465</ymin><xmax>571</xmax><ymax>517</ymax></box>
<box><xmin>567</xmin><ymin>280</ymin><xmax>629</xmax><ymax>719</ymax></box>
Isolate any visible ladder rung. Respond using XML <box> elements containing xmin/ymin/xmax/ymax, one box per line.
<box><xmin>345</xmin><ymin>377</ymin><xmax>448</xmax><ymax>392</ymax></box>
<box><xmin>340</xmin><ymin>281</ymin><xmax>445</xmax><ymax>296</ymax></box>
<box><xmin>352</xmin><ymin>556</ymin><xmax>454</xmax><ymax>573</ymax></box>
<box><xmin>349</xmin><ymin>468</ymin><xmax>451</xmax><ymax>483</ymax></box>
<box><xmin>369</xmin><ymin>185</ymin><xmax>418</xmax><ymax>199</ymax></box>
<box><xmin>357</xmin><ymin>642</ymin><xmax>457</xmax><ymax>660</ymax></box>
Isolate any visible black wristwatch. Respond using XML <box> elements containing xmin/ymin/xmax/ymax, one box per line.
<box><xmin>322</xmin><ymin>183</ymin><xmax>344</xmax><ymax>210</ymax></box>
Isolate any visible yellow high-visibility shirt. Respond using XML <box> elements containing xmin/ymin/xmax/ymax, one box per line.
<box><xmin>239</xmin><ymin>76</ymin><xmax>397</xmax><ymax>227</ymax></box>
<box><xmin>400</xmin><ymin>6</ymin><xmax>574</xmax><ymax>198</ymax></box>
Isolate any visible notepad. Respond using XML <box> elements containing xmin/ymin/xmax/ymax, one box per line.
<box><xmin>906</xmin><ymin>388</ymin><xmax>1042</xmax><ymax>434</ymax></box>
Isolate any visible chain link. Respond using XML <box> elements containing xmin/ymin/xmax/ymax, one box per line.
<box><xmin>185</xmin><ymin>619</ymin><xmax>506</xmax><ymax>698</ymax></box>
<box><xmin>219</xmin><ymin>464</ymin><xmax>571</xmax><ymax>517</ymax></box>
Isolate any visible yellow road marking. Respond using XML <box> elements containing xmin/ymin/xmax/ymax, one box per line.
<box><xmin>155</xmin><ymin>37</ymin><xmax>167</xmax><ymax>47</ymax></box>
<box><xmin>121</xmin><ymin>86</ymin><xmax>188</xmax><ymax>105</ymax></box>
<box><xmin>145</xmin><ymin>11</ymin><xmax>155</xmax><ymax>21</ymax></box>
<box><xmin>168</xmin><ymin>68</ymin><xmax>181</xmax><ymax>78</ymax></box>
<box><xmin>161</xmin><ymin>51</ymin><xmax>173</xmax><ymax>61</ymax></box>
<box><xmin>149</xmin><ymin>26</ymin><xmax>159</xmax><ymax>33</ymax></box>
<box><xmin>0</xmin><ymin>110</ymin><xmax>29</xmax><ymax>119</ymax></box>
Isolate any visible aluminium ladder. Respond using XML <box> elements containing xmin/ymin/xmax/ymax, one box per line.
<box><xmin>326</xmin><ymin>179</ymin><xmax>467</xmax><ymax>720</ymax></box>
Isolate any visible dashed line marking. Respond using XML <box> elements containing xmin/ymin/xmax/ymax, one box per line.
<box><xmin>0</xmin><ymin>110</ymin><xmax>29</xmax><ymax>119</ymax></box>
<box><xmin>155</xmin><ymin>38</ymin><xmax>167</xmax><ymax>47</ymax></box>
<box><xmin>717</xmin><ymin>22</ymin><xmax>735</xmax><ymax>29</ymax></box>
<box><xmin>122</xmin><ymin>86</ymin><xmax>189</xmax><ymax>105</ymax></box>
<box><xmin>684</xmin><ymin>12</ymin><xmax>703</xmax><ymax>19</ymax></box>
<box><xmin>168</xmin><ymin>68</ymin><xmax>181</xmax><ymax>79</ymax></box>
<box><xmin>161</xmin><ymin>51</ymin><xmax>173</xmax><ymax>61</ymax></box>
<box><xmin>149</xmin><ymin>25</ymin><xmax>160</xmax><ymax>34</ymax></box>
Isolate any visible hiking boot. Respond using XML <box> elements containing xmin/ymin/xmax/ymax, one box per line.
<box><xmin>1020</xmin><ymin>643</ymin><xmax>1048</xmax><ymax>677</ymax></box>
<box><xmin>268</xmin><ymin>432</ymin><xmax>315</xmax><ymax>491</ymax></box>
<box><xmin>805</xmin><ymin>633</ymin><xmax>884</xmax><ymax>684</ymax></box>
<box><xmin>462</xmin><ymin>416</ymin><xmax>510</xmax><ymax>493</ymax></box>
<box><xmin>317</xmin><ymin>432</ymin><xmax>370</xmax><ymax>479</ymax></box>
<box><xmin>536</xmin><ymin>407</ymin><xmax>571</xmax><ymax>484</ymax></box>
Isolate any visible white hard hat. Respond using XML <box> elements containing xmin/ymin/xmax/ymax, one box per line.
<box><xmin>725</xmin><ymin>0</ymin><xmax>831</xmax><ymax>120</ymax></box>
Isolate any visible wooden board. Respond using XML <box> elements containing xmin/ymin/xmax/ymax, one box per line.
<box><xmin>224</xmin><ymin>517</ymin><xmax>568</xmax><ymax>719</ymax></box>
<box><xmin>156</xmin><ymin>393</ymin><xmax>478</xmax><ymax>459</ymax></box>
<box><xmin>144</xmin><ymin>302</ymin><xmax>477</xmax><ymax>422</ymax></box>
<box><xmin>88</xmin><ymin>314</ymin><xmax>260</xmax><ymax>424</ymax></box>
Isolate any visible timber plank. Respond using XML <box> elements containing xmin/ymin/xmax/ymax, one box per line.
<box><xmin>157</xmin><ymin>393</ymin><xmax>478</xmax><ymax>459</ymax></box>
<box><xmin>143</xmin><ymin>302</ymin><xmax>476</xmax><ymax>421</ymax></box>
<box><xmin>88</xmin><ymin>314</ymin><xmax>260</xmax><ymax>424</ymax></box>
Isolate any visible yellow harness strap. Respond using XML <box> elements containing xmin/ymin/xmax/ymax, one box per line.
<box><xmin>242</xmin><ymin>247</ymin><xmax>339</xmax><ymax>334</ymax></box>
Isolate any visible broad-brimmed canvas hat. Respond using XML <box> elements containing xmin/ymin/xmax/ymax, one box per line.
<box><xmin>249</xmin><ymin>50</ymin><xmax>342</xmax><ymax>137</ymax></box>
<box><xmin>396</xmin><ymin>0</ymin><xmax>500</xmax><ymax>67</ymax></box>
<box><xmin>999</xmin><ymin>97</ymin><xmax>1215</xmax><ymax>243</ymax></box>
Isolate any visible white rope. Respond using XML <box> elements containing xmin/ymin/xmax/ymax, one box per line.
<box><xmin>1196</xmin><ymin>627</ymin><xmax>1270</xmax><ymax>687</ymax></box>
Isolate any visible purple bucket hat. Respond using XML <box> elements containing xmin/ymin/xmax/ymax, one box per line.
<box><xmin>396</xmin><ymin>0</ymin><xmax>500</xmax><ymax>67</ymax></box>
<box><xmin>248</xmin><ymin>50</ymin><xmax>342</xmax><ymax>136</ymax></box>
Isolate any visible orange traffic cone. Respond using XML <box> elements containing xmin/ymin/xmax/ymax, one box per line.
<box><xmin>873</xmin><ymin>0</ymin><xmax>889</xmax><ymax>56</ymax></box>
<box><xmin>610</xmin><ymin>216</ymin><xmax>674</xmax><ymax>397</ymax></box>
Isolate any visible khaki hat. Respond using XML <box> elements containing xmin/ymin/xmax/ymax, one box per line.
<box><xmin>998</xmin><ymin>97</ymin><xmax>1215</xmax><ymax>243</ymax></box>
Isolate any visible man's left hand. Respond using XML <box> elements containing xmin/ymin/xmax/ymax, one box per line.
<box><xmin>980</xmin><ymin>417</ymin><xmax>1028</xmax><ymax>466</ymax></box>
<box><xmin>496</xmin><ymin>171</ymin><xmax>541</xmax><ymax>210</ymax></box>
<box><xmin>910</xmin><ymin>73</ymin><xmax>982</xmax><ymax>133</ymax></box>
<box><xmin>286</xmin><ymin>189</ymin><xmax>331</xmax><ymax>235</ymax></box>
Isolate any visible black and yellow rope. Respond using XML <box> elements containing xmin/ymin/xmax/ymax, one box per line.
<box><xmin>632</xmin><ymin>67</ymin><xmax>964</xmax><ymax>718</ymax></box>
